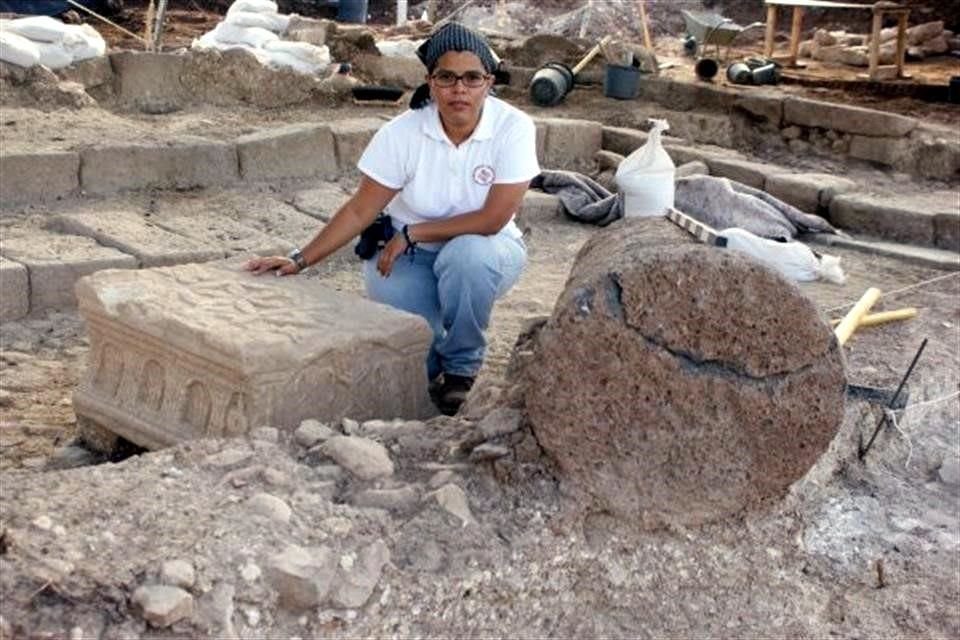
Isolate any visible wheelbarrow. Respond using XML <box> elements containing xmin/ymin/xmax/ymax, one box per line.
<box><xmin>681</xmin><ymin>10</ymin><xmax>764</xmax><ymax>61</ymax></box>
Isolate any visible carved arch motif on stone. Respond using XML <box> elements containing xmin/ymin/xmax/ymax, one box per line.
<box><xmin>182</xmin><ymin>381</ymin><xmax>212</xmax><ymax>433</ymax></box>
<box><xmin>93</xmin><ymin>342</ymin><xmax>124</xmax><ymax>398</ymax></box>
<box><xmin>136</xmin><ymin>360</ymin><xmax>165</xmax><ymax>413</ymax></box>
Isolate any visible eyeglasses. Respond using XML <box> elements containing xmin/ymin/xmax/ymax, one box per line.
<box><xmin>430</xmin><ymin>70</ymin><xmax>489</xmax><ymax>88</ymax></box>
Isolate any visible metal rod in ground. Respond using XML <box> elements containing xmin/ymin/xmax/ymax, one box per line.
<box><xmin>153</xmin><ymin>0</ymin><xmax>169</xmax><ymax>52</ymax></box>
<box><xmin>858</xmin><ymin>337</ymin><xmax>928</xmax><ymax>460</ymax></box>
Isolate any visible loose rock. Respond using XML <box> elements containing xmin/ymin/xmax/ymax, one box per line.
<box><xmin>320</xmin><ymin>436</ymin><xmax>394</xmax><ymax>480</ymax></box>
<box><xmin>132</xmin><ymin>585</ymin><xmax>194</xmax><ymax>627</ymax></box>
<box><xmin>266</xmin><ymin>544</ymin><xmax>337</xmax><ymax>610</ymax></box>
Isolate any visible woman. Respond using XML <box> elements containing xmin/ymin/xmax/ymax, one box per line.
<box><xmin>245</xmin><ymin>23</ymin><xmax>540</xmax><ymax>415</ymax></box>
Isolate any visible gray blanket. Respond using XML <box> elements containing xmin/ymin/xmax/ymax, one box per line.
<box><xmin>530</xmin><ymin>171</ymin><xmax>623</xmax><ymax>227</ymax></box>
<box><xmin>674</xmin><ymin>175</ymin><xmax>838</xmax><ymax>238</ymax></box>
<box><xmin>530</xmin><ymin>170</ymin><xmax>838</xmax><ymax>238</ymax></box>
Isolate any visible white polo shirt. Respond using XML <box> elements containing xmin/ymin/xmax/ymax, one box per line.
<box><xmin>357</xmin><ymin>96</ymin><xmax>540</xmax><ymax>243</ymax></box>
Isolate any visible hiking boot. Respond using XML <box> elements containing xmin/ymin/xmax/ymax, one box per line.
<box><xmin>438</xmin><ymin>374</ymin><xmax>475</xmax><ymax>416</ymax></box>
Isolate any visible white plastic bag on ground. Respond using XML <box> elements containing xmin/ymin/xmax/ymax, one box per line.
<box><xmin>376</xmin><ymin>39</ymin><xmax>423</xmax><ymax>58</ymax></box>
<box><xmin>0</xmin><ymin>30</ymin><xmax>40</xmax><ymax>67</ymax></box>
<box><xmin>4</xmin><ymin>15</ymin><xmax>70</xmax><ymax>43</ymax></box>
<box><xmin>61</xmin><ymin>24</ymin><xmax>106</xmax><ymax>61</ymax></box>
<box><xmin>719</xmin><ymin>227</ymin><xmax>846</xmax><ymax>284</ymax></box>
<box><xmin>34</xmin><ymin>40</ymin><xmax>73</xmax><ymax>69</ymax></box>
<box><xmin>615</xmin><ymin>119</ymin><xmax>676</xmax><ymax>217</ymax></box>
<box><xmin>214</xmin><ymin>22</ymin><xmax>279</xmax><ymax>48</ymax></box>
<box><xmin>227</xmin><ymin>0</ymin><xmax>278</xmax><ymax>15</ymax></box>
<box><xmin>261</xmin><ymin>49</ymin><xmax>322</xmax><ymax>73</ymax></box>
<box><xmin>263</xmin><ymin>39</ymin><xmax>329</xmax><ymax>65</ymax></box>
<box><xmin>225</xmin><ymin>10</ymin><xmax>289</xmax><ymax>33</ymax></box>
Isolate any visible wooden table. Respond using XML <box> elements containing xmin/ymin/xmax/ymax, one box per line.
<box><xmin>763</xmin><ymin>0</ymin><xmax>910</xmax><ymax>81</ymax></box>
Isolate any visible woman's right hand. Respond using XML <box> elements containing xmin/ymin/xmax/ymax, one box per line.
<box><xmin>243</xmin><ymin>256</ymin><xmax>300</xmax><ymax>276</ymax></box>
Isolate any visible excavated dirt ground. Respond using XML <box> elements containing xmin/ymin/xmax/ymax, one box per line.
<box><xmin>1</xmin><ymin>2</ymin><xmax>959</xmax><ymax>638</ymax></box>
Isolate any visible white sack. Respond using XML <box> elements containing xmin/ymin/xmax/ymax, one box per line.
<box><xmin>227</xmin><ymin>0</ymin><xmax>279</xmax><ymax>15</ymax></box>
<box><xmin>4</xmin><ymin>15</ymin><xmax>70</xmax><ymax>43</ymax></box>
<box><xmin>719</xmin><ymin>228</ymin><xmax>846</xmax><ymax>284</ymax></box>
<box><xmin>225</xmin><ymin>10</ymin><xmax>289</xmax><ymax>33</ymax></box>
<box><xmin>261</xmin><ymin>49</ymin><xmax>323</xmax><ymax>74</ymax></box>
<box><xmin>60</xmin><ymin>24</ymin><xmax>106</xmax><ymax>61</ymax></box>
<box><xmin>214</xmin><ymin>22</ymin><xmax>279</xmax><ymax>48</ymax></box>
<box><xmin>376</xmin><ymin>39</ymin><xmax>423</xmax><ymax>59</ymax></box>
<box><xmin>262</xmin><ymin>39</ymin><xmax>328</xmax><ymax>65</ymax></box>
<box><xmin>0</xmin><ymin>30</ymin><xmax>40</xmax><ymax>67</ymax></box>
<box><xmin>615</xmin><ymin>118</ymin><xmax>676</xmax><ymax>217</ymax></box>
<box><xmin>34</xmin><ymin>40</ymin><xmax>73</xmax><ymax>69</ymax></box>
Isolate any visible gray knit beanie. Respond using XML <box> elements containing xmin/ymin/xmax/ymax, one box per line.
<box><xmin>410</xmin><ymin>22</ymin><xmax>497</xmax><ymax>109</ymax></box>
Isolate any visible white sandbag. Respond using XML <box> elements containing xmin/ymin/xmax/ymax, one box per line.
<box><xmin>227</xmin><ymin>0</ymin><xmax>278</xmax><ymax>15</ymax></box>
<box><xmin>0</xmin><ymin>30</ymin><xmax>40</xmax><ymax>67</ymax></box>
<box><xmin>224</xmin><ymin>10</ymin><xmax>279</xmax><ymax>31</ymax></box>
<box><xmin>261</xmin><ymin>49</ymin><xmax>323</xmax><ymax>74</ymax></box>
<box><xmin>4</xmin><ymin>15</ymin><xmax>70</xmax><ymax>43</ymax></box>
<box><xmin>719</xmin><ymin>228</ymin><xmax>846</xmax><ymax>284</ymax></box>
<box><xmin>214</xmin><ymin>22</ymin><xmax>279</xmax><ymax>48</ymax></box>
<box><xmin>376</xmin><ymin>39</ymin><xmax>423</xmax><ymax>59</ymax></box>
<box><xmin>61</xmin><ymin>24</ymin><xmax>106</xmax><ymax>61</ymax></box>
<box><xmin>615</xmin><ymin>119</ymin><xmax>676</xmax><ymax>217</ymax></box>
<box><xmin>34</xmin><ymin>40</ymin><xmax>73</xmax><ymax>69</ymax></box>
<box><xmin>263</xmin><ymin>39</ymin><xmax>328</xmax><ymax>65</ymax></box>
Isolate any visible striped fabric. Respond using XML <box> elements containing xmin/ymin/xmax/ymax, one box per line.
<box><xmin>665</xmin><ymin>208</ymin><xmax>728</xmax><ymax>247</ymax></box>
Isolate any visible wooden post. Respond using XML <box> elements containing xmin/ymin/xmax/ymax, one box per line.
<box><xmin>639</xmin><ymin>0</ymin><xmax>652</xmax><ymax>50</ymax></box>
<box><xmin>868</xmin><ymin>9</ymin><xmax>883</xmax><ymax>80</ymax></box>
<box><xmin>895</xmin><ymin>11</ymin><xmax>908</xmax><ymax>78</ymax></box>
<box><xmin>764</xmin><ymin>4</ymin><xmax>778</xmax><ymax>57</ymax></box>
<box><xmin>787</xmin><ymin>6</ymin><xmax>805</xmax><ymax>66</ymax></box>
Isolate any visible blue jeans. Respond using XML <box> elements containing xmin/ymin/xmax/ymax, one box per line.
<box><xmin>364</xmin><ymin>232</ymin><xmax>526</xmax><ymax>381</ymax></box>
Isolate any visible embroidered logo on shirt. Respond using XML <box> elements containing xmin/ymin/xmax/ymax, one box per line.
<box><xmin>472</xmin><ymin>164</ymin><xmax>495</xmax><ymax>185</ymax></box>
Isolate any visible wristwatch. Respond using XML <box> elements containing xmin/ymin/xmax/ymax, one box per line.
<box><xmin>287</xmin><ymin>248</ymin><xmax>308</xmax><ymax>270</ymax></box>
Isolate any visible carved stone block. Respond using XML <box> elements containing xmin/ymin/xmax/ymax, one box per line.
<box><xmin>73</xmin><ymin>261</ymin><xmax>434</xmax><ymax>450</ymax></box>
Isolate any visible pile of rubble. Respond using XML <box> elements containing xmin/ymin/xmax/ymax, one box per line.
<box><xmin>799</xmin><ymin>20</ymin><xmax>959</xmax><ymax>67</ymax></box>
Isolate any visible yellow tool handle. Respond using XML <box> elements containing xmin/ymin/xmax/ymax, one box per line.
<box><xmin>831</xmin><ymin>307</ymin><xmax>917</xmax><ymax>328</ymax></box>
<box><xmin>834</xmin><ymin>287</ymin><xmax>882</xmax><ymax>346</ymax></box>
<box><xmin>571</xmin><ymin>35</ymin><xmax>614</xmax><ymax>76</ymax></box>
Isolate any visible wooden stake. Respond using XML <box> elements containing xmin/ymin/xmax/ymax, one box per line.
<box><xmin>638</xmin><ymin>0</ymin><xmax>652</xmax><ymax>50</ymax></box>
<box><xmin>834</xmin><ymin>287</ymin><xmax>882</xmax><ymax>346</ymax></box>
<box><xmin>571</xmin><ymin>35</ymin><xmax>613</xmax><ymax>76</ymax></box>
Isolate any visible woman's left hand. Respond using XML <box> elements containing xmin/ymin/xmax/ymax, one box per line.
<box><xmin>376</xmin><ymin>234</ymin><xmax>410</xmax><ymax>277</ymax></box>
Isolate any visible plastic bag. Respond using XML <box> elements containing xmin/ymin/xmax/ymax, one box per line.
<box><xmin>213</xmin><ymin>23</ymin><xmax>279</xmax><ymax>48</ymax></box>
<box><xmin>227</xmin><ymin>0</ymin><xmax>278</xmax><ymax>15</ymax></box>
<box><xmin>61</xmin><ymin>24</ymin><xmax>106</xmax><ymax>61</ymax></box>
<box><xmin>263</xmin><ymin>39</ymin><xmax>329</xmax><ymax>66</ymax></box>
<box><xmin>4</xmin><ymin>16</ymin><xmax>70</xmax><ymax>43</ymax></box>
<box><xmin>0</xmin><ymin>30</ymin><xmax>40</xmax><ymax>67</ymax></box>
<box><xmin>34</xmin><ymin>40</ymin><xmax>73</xmax><ymax>69</ymax></box>
<box><xmin>615</xmin><ymin>118</ymin><xmax>676</xmax><ymax>217</ymax></box>
<box><xmin>719</xmin><ymin>227</ymin><xmax>846</xmax><ymax>284</ymax></box>
<box><xmin>225</xmin><ymin>10</ymin><xmax>289</xmax><ymax>33</ymax></box>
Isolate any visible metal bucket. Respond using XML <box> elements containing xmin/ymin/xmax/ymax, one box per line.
<box><xmin>751</xmin><ymin>63</ymin><xmax>779</xmax><ymax>85</ymax></box>
<box><xmin>604</xmin><ymin>64</ymin><xmax>640</xmax><ymax>100</ymax></box>
<box><xmin>726</xmin><ymin>62</ymin><xmax>752</xmax><ymax>84</ymax></box>
<box><xmin>530</xmin><ymin>62</ymin><xmax>575</xmax><ymax>107</ymax></box>
<box><xmin>694</xmin><ymin>58</ymin><xmax>719</xmax><ymax>81</ymax></box>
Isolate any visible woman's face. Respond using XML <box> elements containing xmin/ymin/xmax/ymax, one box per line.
<box><xmin>428</xmin><ymin>51</ymin><xmax>493</xmax><ymax>132</ymax></box>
